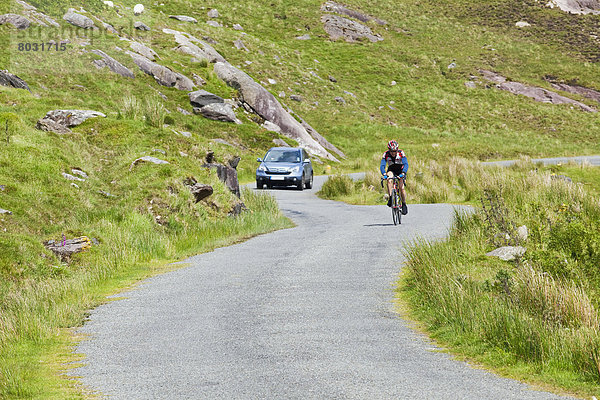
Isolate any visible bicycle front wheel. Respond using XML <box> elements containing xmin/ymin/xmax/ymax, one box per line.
<box><xmin>391</xmin><ymin>189</ymin><xmax>400</xmax><ymax>225</ymax></box>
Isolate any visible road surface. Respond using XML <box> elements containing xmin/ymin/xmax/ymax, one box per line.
<box><xmin>72</xmin><ymin>175</ymin><xmax>574</xmax><ymax>399</ymax></box>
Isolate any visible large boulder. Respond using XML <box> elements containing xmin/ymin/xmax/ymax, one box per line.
<box><xmin>91</xmin><ymin>50</ymin><xmax>135</xmax><ymax>78</ymax></box>
<box><xmin>126</xmin><ymin>51</ymin><xmax>195</xmax><ymax>91</ymax></box>
<box><xmin>189</xmin><ymin>90</ymin><xmax>224</xmax><ymax>107</ymax></box>
<box><xmin>204</xmin><ymin>158</ymin><xmax>241</xmax><ymax>197</ymax></box>
<box><xmin>549</xmin><ymin>81</ymin><xmax>600</xmax><ymax>103</ymax></box>
<box><xmin>36</xmin><ymin>118</ymin><xmax>71</xmax><ymax>134</ymax></box>
<box><xmin>194</xmin><ymin>103</ymin><xmax>240</xmax><ymax>123</ymax></box>
<box><xmin>15</xmin><ymin>0</ymin><xmax>59</xmax><ymax>27</ymax></box>
<box><xmin>0</xmin><ymin>70</ymin><xmax>31</xmax><ymax>92</ymax></box>
<box><xmin>184</xmin><ymin>178</ymin><xmax>213</xmax><ymax>202</ymax></box>
<box><xmin>40</xmin><ymin>110</ymin><xmax>105</xmax><ymax>127</ymax></box>
<box><xmin>321</xmin><ymin>14</ymin><xmax>383</xmax><ymax>43</ymax></box>
<box><xmin>214</xmin><ymin>62</ymin><xmax>339</xmax><ymax>161</ymax></box>
<box><xmin>63</xmin><ymin>8</ymin><xmax>95</xmax><ymax>29</ymax></box>
<box><xmin>486</xmin><ymin>246</ymin><xmax>526</xmax><ymax>261</ymax></box>
<box><xmin>0</xmin><ymin>14</ymin><xmax>31</xmax><ymax>29</ymax></box>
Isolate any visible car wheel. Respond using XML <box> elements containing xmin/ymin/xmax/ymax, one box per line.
<box><xmin>305</xmin><ymin>173</ymin><xmax>313</xmax><ymax>189</ymax></box>
<box><xmin>256</xmin><ymin>180</ymin><xmax>264</xmax><ymax>189</ymax></box>
<box><xmin>297</xmin><ymin>174</ymin><xmax>304</xmax><ymax>191</ymax></box>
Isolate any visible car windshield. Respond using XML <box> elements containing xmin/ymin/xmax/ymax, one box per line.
<box><xmin>264</xmin><ymin>149</ymin><xmax>301</xmax><ymax>163</ymax></box>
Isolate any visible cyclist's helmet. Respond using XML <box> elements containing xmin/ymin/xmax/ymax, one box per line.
<box><xmin>388</xmin><ymin>140</ymin><xmax>399</xmax><ymax>151</ymax></box>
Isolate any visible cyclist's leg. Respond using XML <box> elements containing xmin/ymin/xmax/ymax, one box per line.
<box><xmin>398</xmin><ymin>177</ymin><xmax>408</xmax><ymax>215</ymax></box>
<box><xmin>386</xmin><ymin>171</ymin><xmax>394</xmax><ymax>196</ymax></box>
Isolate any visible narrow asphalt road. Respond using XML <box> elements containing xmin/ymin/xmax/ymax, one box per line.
<box><xmin>72</xmin><ymin>176</ymin><xmax>575</xmax><ymax>399</ymax></box>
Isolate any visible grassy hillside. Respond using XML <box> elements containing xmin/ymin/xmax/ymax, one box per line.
<box><xmin>1</xmin><ymin>0</ymin><xmax>600</xmax><ymax>397</ymax></box>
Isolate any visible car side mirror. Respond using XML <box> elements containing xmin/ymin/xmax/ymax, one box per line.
<box><xmin>257</xmin><ymin>158</ymin><xmax>263</xmax><ymax>162</ymax></box>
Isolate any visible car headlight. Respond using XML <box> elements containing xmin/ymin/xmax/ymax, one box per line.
<box><xmin>258</xmin><ymin>165</ymin><xmax>267</xmax><ymax>172</ymax></box>
<box><xmin>290</xmin><ymin>166</ymin><xmax>300</xmax><ymax>173</ymax></box>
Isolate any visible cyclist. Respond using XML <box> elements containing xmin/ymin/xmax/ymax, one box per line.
<box><xmin>380</xmin><ymin>140</ymin><xmax>408</xmax><ymax>215</ymax></box>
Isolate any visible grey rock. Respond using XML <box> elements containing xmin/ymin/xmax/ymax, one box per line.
<box><xmin>548</xmin><ymin>0</ymin><xmax>600</xmax><ymax>14</ymax></box>
<box><xmin>45</xmin><ymin>236</ymin><xmax>93</xmax><ymax>261</ymax></box>
<box><xmin>321</xmin><ymin>14</ymin><xmax>383</xmax><ymax>43</ymax></box>
<box><xmin>134</xmin><ymin>21</ymin><xmax>151</xmax><ymax>31</ymax></box>
<box><xmin>329</xmin><ymin>75</ymin><xmax>337</xmax><ymax>82</ymax></box>
<box><xmin>321</xmin><ymin>1</ymin><xmax>387</xmax><ymax>25</ymax></box>
<box><xmin>486</xmin><ymin>246</ymin><xmax>526</xmax><ymax>261</ymax></box>
<box><xmin>203</xmin><ymin>161</ymin><xmax>241</xmax><ymax>197</ymax></box>
<box><xmin>343</xmin><ymin>90</ymin><xmax>356</xmax><ymax>98</ymax></box>
<box><xmin>296</xmin><ymin>34</ymin><xmax>311</xmax><ymax>40</ymax></box>
<box><xmin>234</xmin><ymin>39</ymin><xmax>249</xmax><ymax>52</ymax></box>
<box><xmin>177</xmin><ymin>107</ymin><xmax>192</xmax><ymax>116</ymax></box>
<box><xmin>481</xmin><ymin>70</ymin><xmax>596</xmax><ymax>112</ymax></box>
<box><xmin>169</xmin><ymin>15</ymin><xmax>197</xmax><ymax>23</ymax></box>
<box><xmin>71</xmin><ymin>169</ymin><xmax>88</xmax><ymax>179</ymax></box>
<box><xmin>233</xmin><ymin>23</ymin><xmax>244</xmax><ymax>31</ymax></box>
<box><xmin>0</xmin><ymin>14</ymin><xmax>31</xmax><ymax>29</ymax></box>
<box><xmin>0</xmin><ymin>70</ymin><xmax>30</xmax><ymax>92</ymax></box>
<box><xmin>42</xmin><ymin>110</ymin><xmax>106</xmax><ymax>127</ymax></box>
<box><xmin>129</xmin><ymin>156</ymin><xmax>169</xmax><ymax>171</ymax></box>
<box><xmin>517</xmin><ymin>225</ymin><xmax>528</xmax><ymax>242</ymax></box>
<box><xmin>62</xmin><ymin>172</ymin><xmax>85</xmax><ymax>182</ymax></box>
<box><xmin>335</xmin><ymin>96</ymin><xmax>346</xmax><ymax>104</ymax></box>
<box><xmin>207</xmin><ymin>9</ymin><xmax>220</xmax><ymax>18</ymax></box>
<box><xmin>290</xmin><ymin>94</ymin><xmax>303</xmax><ymax>102</ymax></box>
<box><xmin>16</xmin><ymin>0</ymin><xmax>59</xmax><ymax>27</ymax></box>
<box><xmin>126</xmin><ymin>51</ymin><xmax>195</xmax><ymax>91</ymax></box>
<box><xmin>229</xmin><ymin>202</ymin><xmax>247</xmax><ymax>216</ymax></box>
<box><xmin>0</xmin><ymin>208</ymin><xmax>12</xmax><ymax>215</ymax></box>
<box><xmin>207</xmin><ymin>20</ymin><xmax>222</xmax><ymax>28</ymax></box>
<box><xmin>263</xmin><ymin>121</ymin><xmax>282</xmax><ymax>133</ymax></box>
<box><xmin>196</xmin><ymin>103</ymin><xmax>240</xmax><ymax>123</ymax></box>
<box><xmin>464</xmin><ymin>81</ymin><xmax>477</xmax><ymax>89</ymax></box>
<box><xmin>213</xmin><ymin>62</ymin><xmax>339</xmax><ymax>161</ymax></box>
<box><xmin>129</xmin><ymin>41</ymin><xmax>158</xmax><ymax>60</ymax></box>
<box><xmin>189</xmin><ymin>90</ymin><xmax>224</xmax><ymax>108</ymax></box>
<box><xmin>91</xmin><ymin>50</ymin><xmax>135</xmax><ymax>78</ymax></box>
<box><xmin>188</xmin><ymin>182</ymin><xmax>213</xmax><ymax>202</ymax></box>
<box><xmin>162</xmin><ymin>29</ymin><xmax>226</xmax><ymax>63</ymax></box>
<box><xmin>549</xmin><ymin>81</ymin><xmax>600</xmax><ymax>103</ymax></box>
<box><xmin>192</xmin><ymin>74</ymin><xmax>207</xmax><ymax>86</ymax></box>
<box><xmin>99</xmin><ymin>190</ymin><xmax>116</xmax><ymax>197</ymax></box>
<box><xmin>210</xmin><ymin>139</ymin><xmax>235</xmax><ymax>147</ymax></box>
<box><xmin>63</xmin><ymin>8</ymin><xmax>95</xmax><ymax>29</ymax></box>
<box><xmin>36</xmin><ymin>118</ymin><xmax>72</xmax><ymax>134</ymax></box>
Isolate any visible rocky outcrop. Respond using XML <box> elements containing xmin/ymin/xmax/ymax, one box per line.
<box><xmin>126</xmin><ymin>51</ymin><xmax>195</xmax><ymax>91</ymax></box>
<box><xmin>481</xmin><ymin>70</ymin><xmax>596</xmax><ymax>112</ymax></box>
<box><xmin>321</xmin><ymin>14</ymin><xmax>383</xmax><ymax>43</ymax></box>
<box><xmin>203</xmin><ymin>157</ymin><xmax>241</xmax><ymax>197</ymax></box>
<box><xmin>162</xmin><ymin>29</ymin><xmax>226</xmax><ymax>63</ymax></box>
<box><xmin>91</xmin><ymin>50</ymin><xmax>135</xmax><ymax>78</ymax></box>
<box><xmin>214</xmin><ymin>62</ymin><xmax>339</xmax><ymax>161</ymax></box>
<box><xmin>63</xmin><ymin>8</ymin><xmax>96</xmax><ymax>29</ymax></box>
<box><xmin>129</xmin><ymin>41</ymin><xmax>158</xmax><ymax>61</ymax></box>
<box><xmin>0</xmin><ymin>70</ymin><xmax>31</xmax><ymax>92</ymax></box>
<box><xmin>548</xmin><ymin>80</ymin><xmax>600</xmax><ymax>103</ymax></box>
<box><xmin>39</xmin><ymin>110</ymin><xmax>106</xmax><ymax>129</ymax></box>
<box><xmin>15</xmin><ymin>0</ymin><xmax>59</xmax><ymax>27</ymax></box>
<box><xmin>36</xmin><ymin>118</ymin><xmax>71</xmax><ymax>134</ymax></box>
<box><xmin>0</xmin><ymin>14</ymin><xmax>31</xmax><ymax>29</ymax></box>
<box><xmin>189</xmin><ymin>90</ymin><xmax>224</xmax><ymax>107</ymax></box>
<box><xmin>547</xmin><ymin>0</ymin><xmax>600</xmax><ymax>14</ymax></box>
<box><xmin>45</xmin><ymin>236</ymin><xmax>93</xmax><ymax>261</ymax></box>
<box><xmin>321</xmin><ymin>1</ymin><xmax>387</xmax><ymax>25</ymax></box>
<box><xmin>194</xmin><ymin>103</ymin><xmax>240</xmax><ymax>123</ymax></box>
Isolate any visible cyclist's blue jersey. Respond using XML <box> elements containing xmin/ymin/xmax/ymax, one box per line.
<box><xmin>380</xmin><ymin>150</ymin><xmax>408</xmax><ymax>176</ymax></box>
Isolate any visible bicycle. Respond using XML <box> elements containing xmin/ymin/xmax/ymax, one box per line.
<box><xmin>381</xmin><ymin>175</ymin><xmax>404</xmax><ymax>225</ymax></box>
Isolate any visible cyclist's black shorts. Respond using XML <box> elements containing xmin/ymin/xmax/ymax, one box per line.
<box><xmin>387</xmin><ymin>163</ymin><xmax>405</xmax><ymax>177</ymax></box>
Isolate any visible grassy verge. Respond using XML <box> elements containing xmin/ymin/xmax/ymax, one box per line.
<box><xmin>0</xmin><ymin>188</ymin><xmax>292</xmax><ymax>399</ymax></box>
<box><xmin>392</xmin><ymin>161</ymin><xmax>600</xmax><ymax>397</ymax></box>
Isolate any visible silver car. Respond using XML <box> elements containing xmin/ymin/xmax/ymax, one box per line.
<box><xmin>256</xmin><ymin>147</ymin><xmax>314</xmax><ymax>190</ymax></box>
